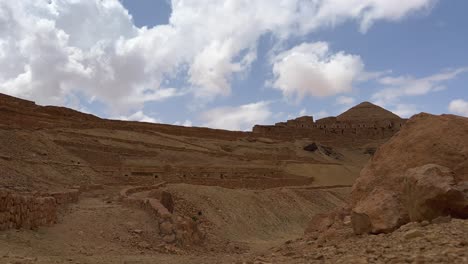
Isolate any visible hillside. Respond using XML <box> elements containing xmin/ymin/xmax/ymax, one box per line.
<box><xmin>0</xmin><ymin>93</ymin><xmax>381</xmax><ymax>192</ymax></box>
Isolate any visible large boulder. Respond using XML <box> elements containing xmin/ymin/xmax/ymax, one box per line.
<box><xmin>351</xmin><ymin>113</ymin><xmax>468</xmax><ymax>234</ymax></box>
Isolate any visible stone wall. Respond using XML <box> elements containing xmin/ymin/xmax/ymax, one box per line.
<box><xmin>120</xmin><ymin>183</ymin><xmax>204</xmax><ymax>246</ymax></box>
<box><xmin>98</xmin><ymin>166</ymin><xmax>314</xmax><ymax>189</ymax></box>
<box><xmin>0</xmin><ymin>189</ymin><xmax>80</xmax><ymax>231</ymax></box>
<box><xmin>253</xmin><ymin>118</ymin><xmax>406</xmax><ymax>140</ymax></box>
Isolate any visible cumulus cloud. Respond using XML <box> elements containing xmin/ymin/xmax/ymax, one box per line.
<box><xmin>448</xmin><ymin>99</ymin><xmax>468</xmax><ymax>117</ymax></box>
<box><xmin>298</xmin><ymin>108</ymin><xmax>329</xmax><ymax>119</ymax></box>
<box><xmin>174</xmin><ymin>120</ymin><xmax>193</xmax><ymax>127</ymax></box>
<box><xmin>314</xmin><ymin>110</ymin><xmax>331</xmax><ymax>119</ymax></box>
<box><xmin>0</xmin><ymin>0</ymin><xmax>435</xmax><ymax>117</ymax></box>
<box><xmin>306</xmin><ymin>0</ymin><xmax>436</xmax><ymax>33</ymax></box>
<box><xmin>336</xmin><ymin>96</ymin><xmax>356</xmax><ymax>106</ymax></box>
<box><xmin>372</xmin><ymin>68</ymin><xmax>468</xmax><ymax>106</ymax></box>
<box><xmin>117</xmin><ymin>111</ymin><xmax>160</xmax><ymax>123</ymax></box>
<box><xmin>271</xmin><ymin>42</ymin><xmax>365</xmax><ymax>100</ymax></box>
<box><xmin>391</xmin><ymin>104</ymin><xmax>419</xmax><ymax>118</ymax></box>
<box><xmin>200</xmin><ymin>101</ymin><xmax>271</xmax><ymax>131</ymax></box>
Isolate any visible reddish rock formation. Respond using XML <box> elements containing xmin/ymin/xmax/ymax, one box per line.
<box><xmin>351</xmin><ymin>113</ymin><xmax>468</xmax><ymax>234</ymax></box>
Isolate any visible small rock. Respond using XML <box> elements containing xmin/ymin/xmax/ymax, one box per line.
<box><xmin>420</xmin><ymin>220</ymin><xmax>430</xmax><ymax>227</ymax></box>
<box><xmin>163</xmin><ymin>234</ymin><xmax>176</xmax><ymax>243</ymax></box>
<box><xmin>160</xmin><ymin>222</ymin><xmax>174</xmax><ymax>235</ymax></box>
<box><xmin>343</xmin><ymin>215</ymin><xmax>352</xmax><ymax>226</ymax></box>
<box><xmin>137</xmin><ymin>241</ymin><xmax>151</xmax><ymax>249</ymax></box>
<box><xmin>399</xmin><ymin>222</ymin><xmax>420</xmax><ymax>232</ymax></box>
<box><xmin>431</xmin><ymin>216</ymin><xmax>451</xmax><ymax>224</ymax></box>
<box><xmin>404</xmin><ymin>229</ymin><xmax>424</xmax><ymax>240</ymax></box>
<box><xmin>132</xmin><ymin>229</ymin><xmax>143</xmax><ymax>235</ymax></box>
<box><xmin>282</xmin><ymin>252</ymin><xmax>295</xmax><ymax>257</ymax></box>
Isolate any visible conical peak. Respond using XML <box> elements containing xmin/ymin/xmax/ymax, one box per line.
<box><xmin>337</xmin><ymin>101</ymin><xmax>401</xmax><ymax>121</ymax></box>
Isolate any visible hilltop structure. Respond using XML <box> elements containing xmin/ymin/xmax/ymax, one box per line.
<box><xmin>253</xmin><ymin>102</ymin><xmax>407</xmax><ymax>139</ymax></box>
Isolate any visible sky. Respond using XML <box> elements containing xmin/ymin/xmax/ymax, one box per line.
<box><xmin>0</xmin><ymin>0</ymin><xmax>467</xmax><ymax>130</ymax></box>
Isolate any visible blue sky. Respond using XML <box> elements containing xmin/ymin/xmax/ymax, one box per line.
<box><xmin>1</xmin><ymin>0</ymin><xmax>467</xmax><ymax>130</ymax></box>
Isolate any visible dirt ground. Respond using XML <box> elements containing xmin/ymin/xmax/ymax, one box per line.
<box><xmin>2</xmin><ymin>186</ymin><xmax>466</xmax><ymax>264</ymax></box>
<box><xmin>0</xmin><ymin>184</ymin><xmax>349</xmax><ymax>264</ymax></box>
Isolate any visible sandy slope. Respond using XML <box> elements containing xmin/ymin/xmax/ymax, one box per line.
<box><xmin>165</xmin><ymin>184</ymin><xmax>349</xmax><ymax>243</ymax></box>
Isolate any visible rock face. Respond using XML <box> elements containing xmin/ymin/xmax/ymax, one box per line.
<box><xmin>351</xmin><ymin>113</ymin><xmax>468</xmax><ymax>234</ymax></box>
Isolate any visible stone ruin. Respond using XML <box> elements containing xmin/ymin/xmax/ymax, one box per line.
<box><xmin>0</xmin><ymin>188</ymin><xmax>80</xmax><ymax>231</ymax></box>
<box><xmin>120</xmin><ymin>183</ymin><xmax>204</xmax><ymax>246</ymax></box>
<box><xmin>252</xmin><ymin>102</ymin><xmax>407</xmax><ymax>139</ymax></box>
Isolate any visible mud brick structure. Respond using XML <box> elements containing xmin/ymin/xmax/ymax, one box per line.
<box><xmin>120</xmin><ymin>183</ymin><xmax>204</xmax><ymax>246</ymax></box>
<box><xmin>0</xmin><ymin>189</ymin><xmax>80</xmax><ymax>231</ymax></box>
<box><xmin>253</xmin><ymin>102</ymin><xmax>407</xmax><ymax>139</ymax></box>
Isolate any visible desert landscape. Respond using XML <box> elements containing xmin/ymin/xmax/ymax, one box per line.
<box><xmin>0</xmin><ymin>92</ymin><xmax>466</xmax><ymax>263</ymax></box>
<box><xmin>1</xmin><ymin>1</ymin><xmax>468</xmax><ymax>263</ymax></box>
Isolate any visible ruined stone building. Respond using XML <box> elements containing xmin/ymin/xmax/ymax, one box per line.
<box><xmin>252</xmin><ymin>102</ymin><xmax>407</xmax><ymax>139</ymax></box>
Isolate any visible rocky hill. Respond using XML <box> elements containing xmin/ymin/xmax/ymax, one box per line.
<box><xmin>253</xmin><ymin>101</ymin><xmax>406</xmax><ymax>142</ymax></box>
<box><xmin>336</xmin><ymin>101</ymin><xmax>401</xmax><ymax>121</ymax></box>
<box><xmin>0</xmin><ymin>93</ymin><xmax>385</xmax><ymax>192</ymax></box>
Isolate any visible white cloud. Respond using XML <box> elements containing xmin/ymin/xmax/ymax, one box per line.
<box><xmin>200</xmin><ymin>101</ymin><xmax>271</xmax><ymax>131</ymax></box>
<box><xmin>299</xmin><ymin>108</ymin><xmax>308</xmax><ymax>116</ymax></box>
<box><xmin>336</xmin><ymin>96</ymin><xmax>356</xmax><ymax>106</ymax></box>
<box><xmin>294</xmin><ymin>109</ymin><xmax>329</xmax><ymax>120</ymax></box>
<box><xmin>174</xmin><ymin>120</ymin><xmax>193</xmax><ymax>127</ymax></box>
<box><xmin>307</xmin><ymin>0</ymin><xmax>436</xmax><ymax>33</ymax></box>
<box><xmin>391</xmin><ymin>104</ymin><xmax>419</xmax><ymax>118</ymax></box>
<box><xmin>314</xmin><ymin>110</ymin><xmax>330</xmax><ymax>119</ymax></box>
<box><xmin>117</xmin><ymin>111</ymin><xmax>160</xmax><ymax>123</ymax></box>
<box><xmin>271</xmin><ymin>42</ymin><xmax>365</xmax><ymax>100</ymax></box>
<box><xmin>448</xmin><ymin>99</ymin><xmax>468</xmax><ymax>117</ymax></box>
<box><xmin>372</xmin><ymin>68</ymin><xmax>468</xmax><ymax>106</ymax></box>
<box><xmin>0</xmin><ymin>0</ymin><xmax>435</xmax><ymax>117</ymax></box>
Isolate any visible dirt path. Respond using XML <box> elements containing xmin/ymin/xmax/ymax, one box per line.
<box><xmin>0</xmin><ymin>190</ymin><xmax>244</xmax><ymax>263</ymax></box>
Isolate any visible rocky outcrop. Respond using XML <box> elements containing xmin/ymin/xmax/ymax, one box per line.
<box><xmin>303</xmin><ymin>143</ymin><xmax>343</xmax><ymax>160</ymax></box>
<box><xmin>351</xmin><ymin>114</ymin><xmax>468</xmax><ymax>234</ymax></box>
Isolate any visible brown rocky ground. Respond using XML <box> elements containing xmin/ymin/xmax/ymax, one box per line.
<box><xmin>1</xmin><ymin>190</ymin><xmax>466</xmax><ymax>264</ymax></box>
<box><xmin>0</xmin><ymin>185</ymin><xmax>350</xmax><ymax>264</ymax></box>
<box><xmin>246</xmin><ymin>218</ymin><xmax>467</xmax><ymax>264</ymax></box>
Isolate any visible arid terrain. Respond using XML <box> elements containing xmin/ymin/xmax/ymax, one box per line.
<box><xmin>0</xmin><ymin>93</ymin><xmax>466</xmax><ymax>264</ymax></box>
